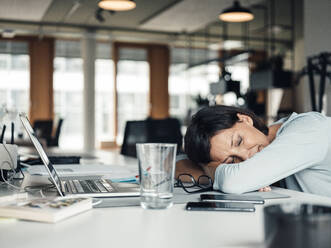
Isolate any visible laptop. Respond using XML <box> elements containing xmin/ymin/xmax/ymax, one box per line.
<box><xmin>19</xmin><ymin>113</ymin><xmax>140</xmax><ymax>198</ymax></box>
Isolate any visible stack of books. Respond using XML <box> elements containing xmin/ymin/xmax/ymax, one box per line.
<box><xmin>0</xmin><ymin>192</ymin><xmax>92</xmax><ymax>223</ymax></box>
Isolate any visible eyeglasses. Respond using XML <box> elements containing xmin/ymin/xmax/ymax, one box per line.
<box><xmin>175</xmin><ymin>173</ymin><xmax>213</xmax><ymax>194</ymax></box>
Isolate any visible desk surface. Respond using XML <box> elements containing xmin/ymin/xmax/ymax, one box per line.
<box><xmin>2</xmin><ymin>150</ymin><xmax>331</xmax><ymax>248</ymax></box>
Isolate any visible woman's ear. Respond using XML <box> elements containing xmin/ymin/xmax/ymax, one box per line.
<box><xmin>237</xmin><ymin>113</ymin><xmax>253</xmax><ymax>126</ymax></box>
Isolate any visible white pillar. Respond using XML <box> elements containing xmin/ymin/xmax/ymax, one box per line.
<box><xmin>82</xmin><ymin>30</ymin><xmax>96</xmax><ymax>153</ymax></box>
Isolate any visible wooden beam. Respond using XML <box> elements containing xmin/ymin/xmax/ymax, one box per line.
<box><xmin>148</xmin><ymin>44</ymin><xmax>170</xmax><ymax>119</ymax></box>
<box><xmin>29</xmin><ymin>37</ymin><xmax>54</xmax><ymax>123</ymax></box>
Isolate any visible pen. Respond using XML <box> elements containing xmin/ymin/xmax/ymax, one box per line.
<box><xmin>0</xmin><ymin>125</ymin><xmax>6</xmax><ymax>143</ymax></box>
<box><xmin>110</xmin><ymin>167</ymin><xmax>151</xmax><ymax>183</ymax></box>
<box><xmin>11</xmin><ymin>122</ymin><xmax>14</xmax><ymax>144</ymax></box>
<box><xmin>111</xmin><ymin>177</ymin><xmax>138</xmax><ymax>183</ymax></box>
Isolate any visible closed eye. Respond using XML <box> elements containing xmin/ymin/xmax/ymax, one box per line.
<box><xmin>227</xmin><ymin>156</ymin><xmax>243</xmax><ymax>164</ymax></box>
<box><xmin>237</xmin><ymin>136</ymin><xmax>242</xmax><ymax>146</ymax></box>
<box><xmin>225</xmin><ymin>156</ymin><xmax>236</xmax><ymax>164</ymax></box>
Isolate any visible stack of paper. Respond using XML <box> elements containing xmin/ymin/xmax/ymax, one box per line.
<box><xmin>27</xmin><ymin>164</ymin><xmax>138</xmax><ymax>180</ymax></box>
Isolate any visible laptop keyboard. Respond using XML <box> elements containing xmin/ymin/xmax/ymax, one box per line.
<box><xmin>62</xmin><ymin>179</ymin><xmax>114</xmax><ymax>194</ymax></box>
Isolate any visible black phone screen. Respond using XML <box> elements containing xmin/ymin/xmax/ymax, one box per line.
<box><xmin>186</xmin><ymin>201</ymin><xmax>255</xmax><ymax>212</ymax></box>
<box><xmin>200</xmin><ymin>194</ymin><xmax>265</xmax><ymax>204</ymax></box>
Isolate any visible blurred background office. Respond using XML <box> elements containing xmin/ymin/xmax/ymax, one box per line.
<box><xmin>0</xmin><ymin>0</ymin><xmax>329</xmax><ymax>154</ymax></box>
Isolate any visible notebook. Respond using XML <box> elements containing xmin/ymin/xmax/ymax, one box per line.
<box><xmin>19</xmin><ymin>113</ymin><xmax>140</xmax><ymax>198</ymax></box>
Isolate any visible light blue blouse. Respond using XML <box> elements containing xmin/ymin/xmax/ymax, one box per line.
<box><xmin>213</xmin><ymin>112</ymin><xmax>331</xmax><ymax>197</ymax></box>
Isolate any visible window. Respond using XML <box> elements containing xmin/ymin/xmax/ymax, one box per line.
<box><xmin>116</xmin><ymin>47</ymin><xmax>149</xmax><ymax>144</ymax></box>
<box><xmin>95</xmin><ymin>43</ymin><xmax>115</xmax><ymax>144</ymax></box>
<box><xmin>227</xmin><ymin>63</ymin><xmax>249</xmax><ymax>95</ymax></box>
<box><xmin>169</xmin><ymin>47</ymin><xmax>220</xmax><ymax>124</ymax></box>
<box><xmin>54</xmin><ymin>40</ymin><xmax>83</xmax><ymax>149</ymax></box>
<box><xmin>0</xmin><ymin>40</ymin><xmax>29</xmax><ymax>117</ymax></box>
<box><xmin>54</xmin><ymin>40</ymin><xmax>117</xmax><ymax>149</ymax></box>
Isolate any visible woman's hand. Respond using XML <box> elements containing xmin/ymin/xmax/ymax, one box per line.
<box><xmin>175</xmin><ymin>159</ymin><xmax>205</xmax><ymax>181</ymax></box>
<box><xmin>258</xmin><ymin>186</ymin><xmax>271</xmax><ymax>192</ymax></box>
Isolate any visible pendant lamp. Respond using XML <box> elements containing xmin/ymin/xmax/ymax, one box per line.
<box><xmin>219</xmin><ymin>1</ymin><xmax>254</xmax><ymax>22</ymax></box>
<box><xmin>98</xmin><ymin>0</ymin><xmax>136</xmax><ymax>11</ymax></box>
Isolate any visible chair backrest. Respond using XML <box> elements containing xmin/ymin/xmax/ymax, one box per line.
<box><xmin>33</xmin><ymin>120</ymin><xmax>53</xmax><ymax>140</ymax></box>
<box><xmin>120</xmin><ymin>117</ymin><xmax>183</xmax><ymax>158</ymax></box>
<box><xmin>47</xmin><ymin>118</ymin><xmax>64</xmax><ymax>147</ymax></box>
<box><xmin>120</xmin><ymin>120</ymin><xmax>148</xmax><ymax>157</ymax></box>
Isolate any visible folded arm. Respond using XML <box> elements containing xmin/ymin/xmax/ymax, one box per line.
<box><xmin>214</xmin><ymin>115</ymin><xmax>329</xmax><ymax>194</ymax></box>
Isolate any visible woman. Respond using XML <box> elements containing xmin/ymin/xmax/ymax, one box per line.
<box><xmin>183</xmin><ymin>105</ymin><xmax>331</xmax><ymax>197</ymax></box>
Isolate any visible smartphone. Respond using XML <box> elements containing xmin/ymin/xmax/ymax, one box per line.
<box><xmin>186</xmin><ymin>201</ymin><xmax>255</xmax><ymax>212</ymax></box>
<box><xmin>200</xmin><ymin>194</ymin><xmax>265</xmax><ymax>204</ymax></box>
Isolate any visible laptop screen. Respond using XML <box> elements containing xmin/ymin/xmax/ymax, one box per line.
<box><xmin>19</xmin><ymin>113</ymin><xmax>63</xmax><ymax>196</ymax></box>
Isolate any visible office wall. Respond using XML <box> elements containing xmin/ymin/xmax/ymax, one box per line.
<box><xmin>305</xmin><ymin>0</ymin><xmax>331</xmax><ymax>114</ymax></box>
<box><xmin>295</xmin><ymin>0</ymin><xmax>331</xmax><ymax>113</ymax></box>
<box><xmin>304</xmin><ymin>0</ymin><xmax>331</xmax><ymax>57</ymax></box>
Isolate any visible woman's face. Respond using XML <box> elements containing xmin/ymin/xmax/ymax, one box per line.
<box><xmin>209</xmin><ymin>113</ymin><xmax>270</xmax><ymax>164</ymax></box>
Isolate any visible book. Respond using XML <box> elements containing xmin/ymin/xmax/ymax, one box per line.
<box><xmin>0</xmin><ymin>197</ymin><xmax>92</xmax><ymax>223</ymax></box>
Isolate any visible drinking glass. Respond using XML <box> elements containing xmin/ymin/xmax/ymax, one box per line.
<box><xmin>136</xmin><ymin>143</ymin><xmax>177</xmax><ymax>209</ymax></box>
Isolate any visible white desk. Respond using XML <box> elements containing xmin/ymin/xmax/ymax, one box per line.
<box><xmin>2</xmin><ymin>151</ymin><xmax>331</xmax><ymax>248</ymax></box>
<box><xmin>2</xmin><ymin>189</ymin><xmax>331</xmax><ymax>247</ymax></box>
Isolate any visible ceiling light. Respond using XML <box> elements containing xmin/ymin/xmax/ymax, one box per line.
<box><xmin>219</xmin><ymin>1</ymin><xmax>254</xmax><ymax>22</ymax></box>
<box><xmin>98</xmin><ymin>0</ymin><xmax>136</xmax><ymax>11</ymax></box>
<box><xmin>2</xmin><ymin>29</ymin><xmax>16</xmax><ymax>38</ymax></box>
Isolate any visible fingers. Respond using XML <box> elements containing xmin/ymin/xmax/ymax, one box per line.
<box><xmin>258</xmin><ymin>186</ymin><xmax>271</xmax><ymax>192</ymax></box>
<box><xmin>265</xmin><ymin>186</ymin><xmax>271</xmax><ymax>191</ymax></box>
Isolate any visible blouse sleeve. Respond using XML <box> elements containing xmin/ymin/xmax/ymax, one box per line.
<box><xmin>213</xmin><ymin>113</ymin><xmax>329</xmax><ymax>194</ymax></box>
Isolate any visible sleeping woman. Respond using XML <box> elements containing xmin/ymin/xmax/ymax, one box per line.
<box><xmin>181</xmin><ymin>105</ymin><xmax>331</xmax><ymax>197</ymax></box>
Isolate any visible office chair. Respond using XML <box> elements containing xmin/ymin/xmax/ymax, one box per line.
<box><xmin>33</xmin><ymin>119</ymin><xmax>53</xmax><ymax>142</ymax></box>
<box><xmin>120</xmin><ymin>120</ymin><xmax>149</xmax><ymax>157</ymax></box>
<box><xmin>120</xmin><ymin>117</ymin><xmax>183</xmax><ymax>158</ymax></box>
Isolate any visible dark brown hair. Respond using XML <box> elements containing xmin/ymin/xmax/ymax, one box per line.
<box><xmin>184</xmin><ymin>105</ymin><xmax>268</xmax><ymax>164</ymax></box>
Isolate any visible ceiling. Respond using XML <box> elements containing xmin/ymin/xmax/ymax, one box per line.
<box><xmin>0</xmin><ymin>0</ymin><xmax>295</xmax><ymax>51</ymax></box>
